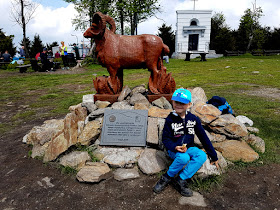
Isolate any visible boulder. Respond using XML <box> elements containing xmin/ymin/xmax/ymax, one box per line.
<box><xmin>236</xmin><ymin>115</ymin><xmax>254</xmax><ymax>126</ymax></box>
<box><xmin>129</xmin><ymin>93</ymin><xmax>149</xmax><ymax>106</ymax></box>
<box><xmin>131</xmin><ymin>84</ymin><xmax>146</xmax><ymax>95</ymax></box>
<box><xmin>81</xmin><ymin>102</ymin><xmax>97</xmax><ymax>113</ymax></box>
<box><xmin>179</xmin><ymin>192</ymin><xmax>207</xmax><ymax>207</ymax></box>
<box><xmin>210</xmin><ymin>132</ymin><xmax>227</xmax><ymax>143</ymax></box>
<box><xmin>95</xmin><ymin>100</ymin><xmax>111</xmax><ymax>109</ymax></box>
<box><xmin>209</xmin><ymin>114</ymin><xmax>248</xmax><ymax>139</ymax></box>
<box><xmin>158</xmin><ymin>118</ymin><xmax>166</xmax><ymax>149</ymax></box>
<box><xmin>111</xmin><ymin>101</ymin><xmax>134</xmax><ymax>110</ymax></box>
<box><xmin>76</xmin><ymin>162</ymin><xmax>112</xmax><ymax>183</ymax></box>
<box><xmin>43</xmin><ymin>132</ymin><xmax>68</xmax><ymax>162</ymax></box>
<box><xmin>138</xmin><ymin>148</ymin><xmax>168</xmax><ymax>174</ymax></box>
<box><xmin>31</xmin><ymin>142</ymin><xmax>50</xmax><ymax>158</ymax></box>
<box><xmin>152</xmin><ymin>97</ymin><xmax>172</xmax><ymax>109</ymax></box>
<box><xmin>98</xmin><ymin>147</ymin><xmax>143</xmax><ymax>168</ymax></box>
<box><xmin>23</xmin><ymin>119</ymin><xmax>64</xmax><ymax>145</ymax></box>
<box><xmin>213</xmin><ymin>140</ymin><xmax>259</xmax><ymax>162</ymax></box>
<box><xmin>60</xmin><ymin>151</ymin><xmax>91</xmax><ymax>169</ymax></box>
<box><xmin>196</xmin><ymin>151</ymin><xmax>227</xmax><ymax>178</ymax></box>
<box><xmin>247</xmin><ymin>127</ymin><xmax>260</xmax><ymax>133</ymax></box>
<box><xmin>246</xmin><ymin>134</ymin><xmax>265</xmax><ymax>153</ymax></box>
<box><xmin>78</xmin><ymin>120</ymin><xmax>101</xmax><ymax>145</ymax></box>
<box><xmin>118</xmin><ymin>85</ymin><xmax>131</xmax><ymax>101</ymax></box>
<box><xmin>146</xmin><ymin>117</ymin><xmax>159</xmax><ymax>145</ymax></box>
<box><xmin>134</xmin><ymin>102</ymin><xmax>150</xmax><ymax>110</ymax></box>
<box><xmin>114</xmin><ymin>168</ymin><xmax>140</xmax><ymax>181</ymax></box>
<box><xmin>191</xmin><ymin>87</ymin><xmax>208</xmax><ymax>105</ymax></box>
<box><xmin>148</xmin><ymin>106</ymin><xmax>172</xmax><ymax>118</ymax></box>
<box><xmin>82</xmin><ymin>94</ymin><xmax>94</xmax><ymax>103</ymax></box>
<box><xmin>191</xmin><ymin>101</ymin><xmax>221</xmax><ymax>124</ymax></box>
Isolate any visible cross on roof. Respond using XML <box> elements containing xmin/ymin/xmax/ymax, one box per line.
<box><xmin>191</xmin><ymin>0</ymin><xmax>198</xmax><ymax>10</ymax></box>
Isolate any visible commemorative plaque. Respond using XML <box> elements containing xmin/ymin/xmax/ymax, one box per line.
<box><xmin>100</xmin><ymin>109</ymin><xmax>148</xmax><ymax>146</ymax></box>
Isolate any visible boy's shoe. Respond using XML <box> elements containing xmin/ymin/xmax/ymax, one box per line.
<box><xmin>153</xmin><ymin>173</ymin><xmax>172</xmax><ymax>193</ymax></box>
<box><xmin>173</xmin><ymin>177</ymin><xmax>193</xmax><ymax>197</ymax></box>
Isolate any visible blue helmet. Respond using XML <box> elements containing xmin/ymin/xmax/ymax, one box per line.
<box><xmin>171</xmin><ymin>88</ymin><xmax>192</xmax><ymax>104</ymax></box>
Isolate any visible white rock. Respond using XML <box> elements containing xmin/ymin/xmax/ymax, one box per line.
<box><xmin>83</xmin><ymin>94</ymin><xmax>94</xmax><ymax>103</ymax></box>
<box><xmin>236</xmin><ymin>115</ymin><xmax>254</xmax><ymax>126</ymax></box>
<box><xmin>179</xmin><ymin>191</ymin><xmax>207</xmax><ymax>207</ymax></box>
<box><xmin>114</xmin><ymin>168</ymin><xmax>140</xmax><ymax>181</ymax></box>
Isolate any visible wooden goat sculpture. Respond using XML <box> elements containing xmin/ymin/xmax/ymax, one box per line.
<box><xmin>84</xmin><ymin>12</ymin><xmax>175</xmax><ymax>94</ymax></box>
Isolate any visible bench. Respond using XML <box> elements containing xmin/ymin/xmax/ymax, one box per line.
<box><xmin>182</xmin><ymin>52</ymin><xmax>208</xmax><ymax>61</ymax></box>
<box><xmin>53</xmin><ymin>62</ymin><xmax>61</xmax><ymax>69</ymax></box>
<box><xmin>16</xmin><ymin>64</ymin><xmax>31</xmax><ymax>73</ymax></box>
<box><xmin>224</xmin><ymin>50</ymin><xmax>246</xmax><ymax>57</ymax></box>
<box><xmin>263</xmin><ymin>50</ymin><xmax>280</xmax><ymax>56</ymax></box>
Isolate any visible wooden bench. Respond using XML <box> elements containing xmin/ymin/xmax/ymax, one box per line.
<box><xmin>182</xmin><ymin>52</ymin><xmax>208</xmax><ymax>61</ymax></box>
<box><xmin>16</xmin><ymin>64</ymin><xmax>31</xmax><ymax>73</ymax></box>
<box><xmin>53</xmin><ymin>62</ymin><xmax>61</xmax><ymax>69</ymax></box>
<box><xmin>224</xmin><ymin>50</ymin><xmax>246</xmax><ymax>57</ymax></box>
<box><xmin>263</xmin><ymin>50</ymin><xmax>280</xmax><ymax>56</ymax></box>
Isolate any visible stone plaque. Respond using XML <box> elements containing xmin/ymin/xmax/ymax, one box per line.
<box><xmin>100</xmin><ymin>109</ymin><xmax>148</xmax><ymax>146</ymax></box>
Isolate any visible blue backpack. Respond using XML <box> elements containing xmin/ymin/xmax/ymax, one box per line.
<box><xmin>207</xmin><ymin>96</ymin><xmax>233</xmax><ymax>115</ymax></box>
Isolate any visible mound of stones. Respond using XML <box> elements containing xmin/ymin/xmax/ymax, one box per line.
<box><xmin>23</xmin><ymin>85</ymin><xmax>265</xmax><ymax>183</ymax></box>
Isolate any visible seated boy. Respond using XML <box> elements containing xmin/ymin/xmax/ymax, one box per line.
<box><xmin>153</xmin><ymin>88</ymin><xmax>219</xmax><ymax>197</ymax></box>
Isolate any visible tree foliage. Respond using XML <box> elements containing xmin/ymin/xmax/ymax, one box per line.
<box><xmin>0</xmin><ymin>29</ymin><xmax>16</xmax><ymax>56</ymax></box>
<box><xmin>236</xmin><ymin>6</ymin><xmax>263</xmax><ymax>51</ymax></box>
<box><xmin>210</xmin><ymin>12</ymin><xmax>235</xmax><ymax>53</ymax></box>
<box><xmin>157</xmin><ymin>23</ymin><xmax>175</xmax><ymax>56</ymax></box>
<box><xmin>63</xmin><ymin>0</ymin><xmax>160</xmax><ymax>35</ymax></box>
<box><xmin>29</xmin><ymin>34</ymin><xmax>44</xmax><ymax>58</ymax></box>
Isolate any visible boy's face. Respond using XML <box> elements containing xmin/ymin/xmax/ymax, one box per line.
<box><xmin>172</xmin><ymin>100</ymin><xmax>192</xmax><ymax>115</ymax></box>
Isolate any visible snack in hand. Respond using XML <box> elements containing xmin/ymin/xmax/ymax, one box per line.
<box><xmin>182</xmin><ymin>144</ymin><xmax>187</xmax><ymax>149</ymax></box>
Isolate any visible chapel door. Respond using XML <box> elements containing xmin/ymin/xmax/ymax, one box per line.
<box><xmin>188</xmin><ymin>34</ymin><xmax>199</xmax><ymax>51</ymax></box>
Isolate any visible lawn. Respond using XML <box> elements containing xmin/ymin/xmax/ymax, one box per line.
<box><xmin>0</xmin><ymin>54</ymin><xmax>279</xmax><ymax>164</ymax></box>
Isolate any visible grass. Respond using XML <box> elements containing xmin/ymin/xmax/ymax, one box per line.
<box><xmin>1</xmin><ymin>54</ymin><xmax>279</xmax><ymax>167</ymax></box>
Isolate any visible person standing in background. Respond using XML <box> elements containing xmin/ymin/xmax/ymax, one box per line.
<box><xmin>73</xmin><ymin>43</ymin><xmax>80</xmax><ymax>60</ymax></box>
<box><xmin>60</xmin><ymin>41</ymin><xmax>69</xmax><ymax>69</ymax></box>
<box><xmin>19</xmin><ymin>46</ymin><xmax>26</xmax><ymax>58</ymax></box>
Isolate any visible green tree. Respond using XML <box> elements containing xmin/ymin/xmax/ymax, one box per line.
<box><xmin>63</xmin><ymin>0</ymin><xmax>114</xmax><ymax>30</ymax></box>
<box><xmin>157</xmin><ymin>23</ymin><xmax>175</xmax><ymax>56</ymax></box>
<box><xmin>237</xmin><ymin>4</ymin><xmax>263</xmax><ymax>51</ymax></box>
<box><xmin>0</xmin><ymin>29</ymin><xmax>16</xmax><ymax>56</ymax></box>
<box><xmin>47</xmin><ymin>42</ymin><xmax>59</xmax><ymax>50</ymax></box>
<box><xmin>29</xmin><ymin>34</ymin><xmax>44</xmax><ymax>58</ymax></box>
<box><xmin>124</xmin><ymin>0</ymin><xmax>160</xmax><ymax>35</ymax></box>
<box><xmin>210</xmin><ymin>12</ymin><xmax>235</xmax><ymax>53</ymax></box>
<box><xmin>264</xmin><ymin>27</ymin><xmax>280</xmax><ymax>50</ymax></box>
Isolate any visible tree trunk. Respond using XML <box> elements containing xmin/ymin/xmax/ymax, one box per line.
<box><xmin>21</xmin><ymin>0</ymin><xmax>29</xmax><ymax>58</ymax></box>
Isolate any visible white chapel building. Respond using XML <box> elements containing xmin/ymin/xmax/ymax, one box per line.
<box><xmin>174</xmin><ymin>10</ymin><xmax>212</xmax><ymax>58</ymax></box>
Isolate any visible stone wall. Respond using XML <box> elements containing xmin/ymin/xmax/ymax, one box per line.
<box><xmin>23</xmin><ymin>85</ymin><xmax>265</xmax><ymax>183</ymax></box>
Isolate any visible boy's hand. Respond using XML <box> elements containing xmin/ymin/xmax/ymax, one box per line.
<box><xmin>175</xmin><ymin>146</ymin><xmax>187</xmax><ymax>153</ymax></box>
<box><xmin>210</xmin><ymin>160</ymin><xmax>219</xmax><ymax>169</ymax></box>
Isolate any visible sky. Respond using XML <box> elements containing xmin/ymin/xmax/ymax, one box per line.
<box><xmin>1</xmin><ymin>0</ymin><xmax>280</xmax><ymax>51</ymax></box>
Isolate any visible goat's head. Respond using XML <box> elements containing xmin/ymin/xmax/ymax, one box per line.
<box><xmin>84</xmin><ymin>12</ymin><xmax>116</xmax><ymax>38</ymax></box>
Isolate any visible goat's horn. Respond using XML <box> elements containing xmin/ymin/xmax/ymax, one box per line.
<box><xmin>104</xmin><ymin>15</ymin><xmax>116</xmax><ymax>33</ymax></box>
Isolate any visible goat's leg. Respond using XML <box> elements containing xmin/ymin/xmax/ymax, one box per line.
<box><xmin>148</xmin><ymin>67</ymin><xmax>160</xmax><ymax>94</ymax></box>
<box><xmin>107</xmin><ymin>67</ymin><xmax>121</xmax><ymax>94</ymax></box>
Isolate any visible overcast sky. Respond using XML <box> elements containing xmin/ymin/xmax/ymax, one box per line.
<box><xmin>1</xmin><ymin>0</ymin><xmax>280</xmax><ymax>51</ymax></box>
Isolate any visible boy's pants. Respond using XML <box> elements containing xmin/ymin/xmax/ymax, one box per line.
<box><xmin>167</xmin><ymin>147</ymin><xmax>207</xmax><ymax>180</ymax></box>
